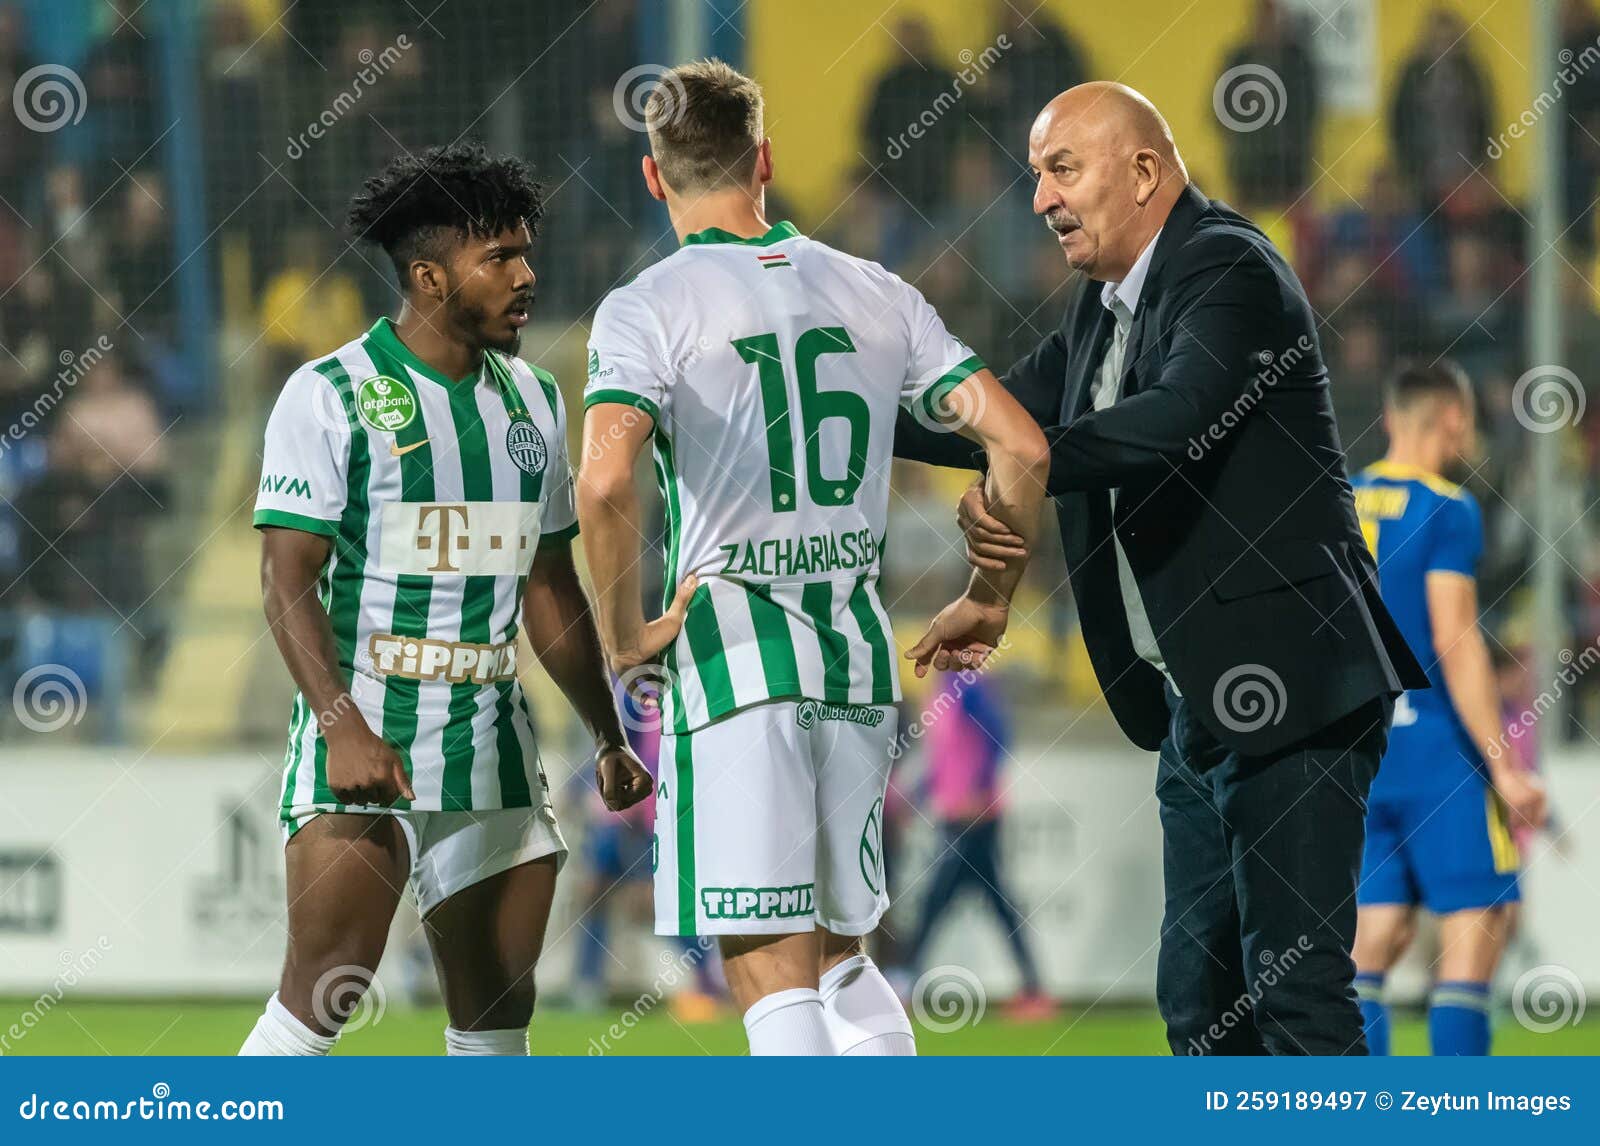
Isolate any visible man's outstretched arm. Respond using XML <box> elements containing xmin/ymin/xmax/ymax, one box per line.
<box><xmin>907</xmin><ymin>368</ymin><xmax>1050</xmax><ymax>676</ymax></box>
<box><xmin>522</xmin><ymin>536</ymin><xmax>653</xmax><ymax>811</ymax></box>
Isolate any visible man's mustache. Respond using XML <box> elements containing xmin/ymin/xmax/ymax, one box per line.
<box><xmin>1045</xmin><ymin>209</ymin><xmax>1080</xmax><ymax>234</ymax></box>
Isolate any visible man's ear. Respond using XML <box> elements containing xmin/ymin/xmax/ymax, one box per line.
<box><xmin>408</xmin><ymin>259</ymin><xmax>447</xmax><ymax>302</ymax></box>
<box><xmin>755</xmin><ymin>138</ymin><xmax>774</xmax><ymax>187</ymax></box>
<box><xmin>642</xmin><ymin>155</ymin><xmax>668</xmax><ymax>203</ymax></box>
<box><xmin>1132</xmin><ymin>148</ymin><xmax>1162</xmax><ymax>207</ymax></box>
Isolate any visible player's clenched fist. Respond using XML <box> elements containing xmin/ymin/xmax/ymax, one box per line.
<box><xmin>324</xmin><ymin>719</ymin><xmax>416</xmax><ymax>807</ymax></box>
<box><xmin>596</xmin><ymin>743</ymin><xmax>654</xmax><ymax>811</ymax></box>
<box><xmin>956</xmin><ymin>478</ymin><xmax>1029</xmax><ymax>572</ymax></box>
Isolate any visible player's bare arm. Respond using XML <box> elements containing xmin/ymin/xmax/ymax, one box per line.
<box><xmin>259</xmin><ymin>526</ymin><xmax>413</xmax><ymax>806</ymax></box>
<box><xmin>908</xmin><ymin>369</ymin><xmax>1050</xmax><ymax>676</ymax></box>
<box><xmin>574</xmin><ymin>402</ymin><xmax>697</xmax><ymax>673</ymax></box>
<box><xmin>522</xmin><ymin>536</ymin><xmax>652</xmax><ymax>811</ymax></box>
<box><xmin>1426</xmin><ymin>570</ymin><xmax>1547</xmax><ymax>830</ymax></box>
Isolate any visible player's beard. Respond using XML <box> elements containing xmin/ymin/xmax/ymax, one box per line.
<box><xmin>453</xmin><ymin>296</ymin><xmax>523</xmax><ymax>355</ymax></box>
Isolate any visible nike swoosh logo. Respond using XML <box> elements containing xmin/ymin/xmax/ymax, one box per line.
<box><xmin>390</xmin><ymin>438</ymin><xmax>430</xmax><ymax>457</ymax></box>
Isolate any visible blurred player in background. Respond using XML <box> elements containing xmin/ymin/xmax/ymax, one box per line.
<box><xmin>578</xmin><ymin>60</ymin><xmax>1050</xmax><ymax>1055</ymax></box>
<box><xmin>1352</xmin><ymin>360</ymin><xmax>1548</xmax><ymax>1056</ymax></box>
<box><xmin>244</xmin><ymin>144</ymin><xmax>651</xmax><ymax>1057</ymax></box>
<box><xmin>900</xmin><ymin>668</ymin><xmax>1055</xmax><ymax>1020</ymax></box>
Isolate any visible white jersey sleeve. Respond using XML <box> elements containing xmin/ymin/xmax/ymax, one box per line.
<box><xmin>253</xmin><ymin>365</ymin><xmax>351</xmax><ymax>536</ymax></box>
<box><xmin>540</xmin><ymin>379</ymin><xmax>579</xmax><ymax>540</ymax></box>
<box><xmin>891</xmin><ymin>274</ymin><xmax>985</xmax><ymax>420</ymax></box>
<box><xmin>583</xmin><ymin>288</ymin><xmax>667</xmax><ymax>423</ymax></box>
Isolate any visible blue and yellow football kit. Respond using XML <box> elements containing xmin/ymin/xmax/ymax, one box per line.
<box><xmin>1352</xmin><ymin>461</ymin><xmax>1519</xmax><ymax>913</ymax></box>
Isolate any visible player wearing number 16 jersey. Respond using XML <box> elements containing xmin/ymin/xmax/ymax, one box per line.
<box><xmin>578</xmin><ymin>60</ymin><xmax>1049</xmax><ymax>1056</ymax></box>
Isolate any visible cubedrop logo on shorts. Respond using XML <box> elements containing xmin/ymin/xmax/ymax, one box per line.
<box><xmin>355</xmin><ymin>376</ymin><xmax>416</xmax><ymax>432</ymax></box>
<box><xmin>506</xmin><ymin>417</ymin><xmax>547</xmax><ymax>477</ymax></box>
<box><xmin>796</xmin><ymin>699</ymin><xmax>884</xmax><ymax>729</ymax></box>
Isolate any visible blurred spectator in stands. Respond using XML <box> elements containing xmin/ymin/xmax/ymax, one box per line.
<box><xmin>107</xmin><ymin>172</ymin><xmax>176</xmax><ymax>345</ymax></box>
<box><xmin>0</xmin><ymin>7</ymin><xmax>44</xmax><ymax>219</ymax></box>
<box><xmin>204</xmin><ymin>1</ymin><xmax>270</xmax><ymax>290</ymax></box>
<box><xmin>817</xmin><ymin>164</ymin><xmax>919</xmax><ymax>270</ymax></box>
<box><xmin>978</xmin><ymin>1</ymin><xmax>1088</xmax><ymax>158</ymax></box>
<box><xmin>863</xmin><ymin>17</ymin><xmax>958</xmax><ymax>220</ymax></box>
<box><xmin>1427</xmin><ymin>231</ymin><xmax>1521</xmax><ymax>385</ymax></box>
<box><xmin>81</xmin><ymin>0</ymin><xmax>158</xmax><ymax>203</ymax></box>
<box><xmin>1563</xmin><ymin>0</ymin><xmax>1600</xmax><ymax>255</ymax></box>
<box><xmin>259</xmin><ymin>223</ymin><xmax>365</xmax><ymax>391</ymax></box>
<box><xmin>1325</xmin><ymin>165</ymin><xmax>1443</xmax><ymax>303</ymax></box>
<box><xmin>17</xmin><ymin>356</ymin><xmax>167</xmax><ymax>619</ymax></box>
<box><xmin>901</xmin><ymin>669</ymin><xmax>1055</xmax><ymax>1020</ymax></box>
<box><xmin>1390</xmin><ymin>6</ymin><xmax>1494</xmax><ymax>212</ymax></box>
<box><xmin>1217</xmin><ymin>0</ymin><xmax>1320</xmax><ymax>209</ymax></box>
<box><xmin>929</xmin><ymin>136</ymin><xmax>1036</xmax><ymax>306</ymax></box>
<box><xmin>1327</xmin><ymin>304</ymin><xmax>1390</xmax><ymax>470</ymax></box>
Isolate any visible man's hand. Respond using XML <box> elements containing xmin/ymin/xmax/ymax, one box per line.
<box><xmin>608</xmin><ymin>575</ymin><xmax>698</xmax><ymax>675</ymax></box>
<box><xmin>1492</xmin><ymin>766</ymin><xmax>1548</xmax><ymax>832</ymax></box>
<box><xmin>324</xmin><ymin>718</ymin><xmax>415</xmax><ymax>806</ymax></box>
<box><xmin>956</xmin><ymin>478</ymin><xmax>1029</xmax><ymax>572</ymax></box>
<box><xmin>596</xmin><ymin>742</ymin><xmax>654</xmax><ymax>811</ymax></box>
<box><xmin>906</xmin><ymin>595</ymin><xmax>1009</xmax><ymax>678</ymax></box>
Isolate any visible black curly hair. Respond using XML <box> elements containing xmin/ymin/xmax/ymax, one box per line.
<box><xmin>346</xmin><ymin>141</ymin><xmax>545</xmax><ymax>289</ymax></box>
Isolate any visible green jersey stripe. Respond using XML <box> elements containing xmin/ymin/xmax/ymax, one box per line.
<box><xmin>682</xmin><ymin>584</ymin><xmax>736</xmax><ymax>716</ymax></box>
<box><xmin>440</xmin><ymin>379</ymin><xmax>498</xmax><ymax>810</ymax></box>
<box><xmin>916</xmin><ymin>354</ymin><xmax>986</xmax><ymax>422</ymax></box>
<box><xmin>674</xmin><ymin>732</ymin><xmax>697</xmax><ymax>934</ymax></box>
<box><xmin>652</xmin><ymin>430</ymin><xmax>686</xmax><ymax>730</ymax></box>
<box><xmin>745</xmin><ymin>583</ymin><xmax>802</xmax><ymax>697</ymax></box>
<box><xmin>359</xmin><ymin>338</ymin><xmax>432</xmax><ymax>806</ymax></box>
<box><xmin>585</xmin><ymin>387</ymin><xmax>660</xmax><ymax>423</ymax></box>
<box><xmin>253</xmin><ymin>508</ymin><xmax>338</xmax><ymax>536</ymax></box>
<box><xmin>483</xmin><ymin>354</ymin><xmax>538</xmax><ymax>807</ymax></box>
<box><xmin>846</xmin><ymin>576</ymin><xmax>895</xmax><ymax>703</ymax></box>
<box><xmin>311</xmin><ymin>356</ymin><xmax>375</xmax><ymax>810</ymax></box>
<box><xmin>800</xmin><ymin>581</ymin><xmax>852</xmax><ymax>702</ymax></box>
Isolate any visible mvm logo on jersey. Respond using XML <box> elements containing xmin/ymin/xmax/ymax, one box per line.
<box><xmin>756</xmin><ymin>252</ymin><xmax>792</xmax><ymax>271</ymax></box>
<box><xmin>260</xmin><ymin>473</ymin><xmax>312</xmax><ymax>500</ymax></box>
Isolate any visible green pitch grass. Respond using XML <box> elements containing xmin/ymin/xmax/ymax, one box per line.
<box><xmin>4</xmin><ymin>1000</ymin><xmax>1597</xmax><ymax>1056</ymax></box>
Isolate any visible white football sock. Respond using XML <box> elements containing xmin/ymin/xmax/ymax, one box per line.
<box><xmin>819</xmin><ymin>954</ymin><xmax>916</xmax><ymax>1056</ymax></box>
<box><xmin>742</xmin><ymin>987</ymin><xmax>835</xmax><ymax>1056</ymax></box>
<box><xmin>239</xmin><ymin>992</ymin><xmax>338</xmax><ymax>1056</ymax></box>
<box><xmin>444</xmin><ymin>1026</ymin><xmax>530</xmax><ymax>1056</ymax></box>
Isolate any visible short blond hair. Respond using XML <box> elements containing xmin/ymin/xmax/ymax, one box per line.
<box><xmin>646</xmin><ymin>59</ymin><xmax>764</xmax><ymax>194</ymax></box>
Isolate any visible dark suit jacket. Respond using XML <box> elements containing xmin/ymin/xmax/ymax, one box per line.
<box><xmin>896</xmin><ymin>184</ymin><xmax>1428</xmax><ymax>756</ymax></box>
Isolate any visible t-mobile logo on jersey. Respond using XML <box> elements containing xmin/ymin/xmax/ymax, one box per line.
<box><xmin>700</xmin><ymin>884</ymin><xmax>815</xmax><ymax>920</ymax></box>
<box><xmin>379</xmin><ymin>501</ymin><xmax>545</xmax><ymax>576</ymax></box>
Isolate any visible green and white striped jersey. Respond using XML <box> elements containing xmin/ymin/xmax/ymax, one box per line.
<box><xmin>253</xmin><ymin>317</ymin><xmax>577</xmax><ymax>821</ymax></box>
<box><xmin>584</xmin><ymin>221</ymin><xmax>982</xmax><ymax>733</ymax></box>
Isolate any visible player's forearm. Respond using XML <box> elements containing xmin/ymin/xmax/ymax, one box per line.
<box><xmin>966</xmin><ymin>431</ymin><xmax>1049</xmax><ymax>607</ymax></box>
<box><xmin>1436</xmin><ymin>631</ymin><xmax>1505</xmax><ymax>769</ymax></box>
<box><xmin>574</xmin><ymin>468</ymin><xmax>648</xmax><ymax>663</ymax></box>
<box><xmin>261</xmin><ymin>559</ymin><xmax>364</xmax><ymax>741</ymax></box>
<box><xmin>523</xmin><ymin>547</ymin><xmax>626</xmax><ymax>748</ymax></box>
